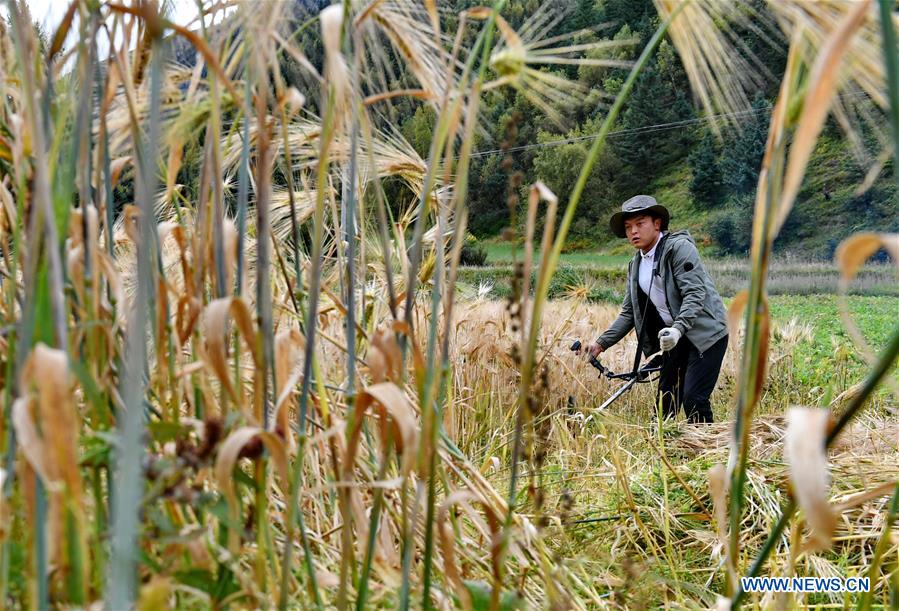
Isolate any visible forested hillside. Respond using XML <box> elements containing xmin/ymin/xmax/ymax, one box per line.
<box><xmin>275</xmin><ymin>0</ymin><xmax>899</xmax><ymax>258</ymax></box>
<box><xmin>160</xmin><ymin>0</ymin><xmax>899</xmax><ymax>262</ymax></box>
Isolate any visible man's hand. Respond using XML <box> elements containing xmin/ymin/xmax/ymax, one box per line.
<box><xmin>579</xmin><ymin>341</ymin><xmax>604</xmax><ymax>361</ymax></box>
<box><xmin>658</xmin><ymin>327</ymin><xmax>682</xmax><ymax>352</ymax></box>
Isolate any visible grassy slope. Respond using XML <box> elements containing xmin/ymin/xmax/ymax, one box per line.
<box><xmin>629</xmin><ymin>131</ymin><xmax>898</xmax><ymax>257</ymax></box>
<box><xmin>478</xmin><ymin>129</ymin><xmax>898</xmax><ymax>259</ymax></box>
<box><xmin>644</xmin><ymin>163</ymin><xmax>709</xmax><ymax>245</ymax></box>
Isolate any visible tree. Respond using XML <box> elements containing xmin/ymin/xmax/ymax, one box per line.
<box><xmin>467</xmin><ymin>154</ymin><xmax>512</xmax><ymax>236</ymax></box>
<box><xmin>721</xmin><ymin>92</ymin><xmax>770</xmax><ymax>195</ymax></box>
<box><xmin>614</xmin><ymin>41</ymin><xmax>694</xmax><ymax>185</ymax></box>
<box><xmin>401</xmin><ymin>105</ymin><xmax>437</xmax><ymax>158</ymax></box>
<box><xmin>689</xmin><ymin>131</ymin><xmax>722</xmax><ymax>206</ymax></box>
<box><xmin>531</xmin><ymin>118</ymin><xmax>624</xmax><ymax>239</ymax></box>
<box><xmin>595</xmin><ymin>0</ymin><xmax>657</xmax><ymax>45</ymax></box>
<box><xmin>567</xmin><ymin>0</ymin><xmax>601</xmax><ymax>32</ymax></box>
<box><xmin>578</xmin><ymin>25</ymin><xmax>635</xmax><ymax>89</ymax></box>
<box><xmin>708</xmin><ymin>196</ymin><xmax>753</xmax><ymax>255</ymax></box>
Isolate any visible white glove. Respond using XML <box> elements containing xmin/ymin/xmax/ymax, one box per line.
<box><xmin>658</xmin><ymin>327</ymin><xmax>682</xmax><ymax>352</ymax></box>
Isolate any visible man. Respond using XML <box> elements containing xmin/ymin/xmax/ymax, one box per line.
<box><xmin>580</xmin><ymin>195</ymin><xmax>728</xmax><ymax>423</ymax></box>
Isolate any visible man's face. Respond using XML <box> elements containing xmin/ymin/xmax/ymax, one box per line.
<box><xmin>623</xmin><ymin>214</ymin><xmax>662</xmax><ymax>252</ymax></box>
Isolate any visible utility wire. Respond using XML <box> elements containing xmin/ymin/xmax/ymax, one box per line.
<box><xmin>468</xmin><ymin>88</ymin><xmax>875</xmax><ymax>159</ymax></box>
<box><xmin>469</xmin><ymin>106</ymin><xmax>768</xmax><ymax>159</ymax></box>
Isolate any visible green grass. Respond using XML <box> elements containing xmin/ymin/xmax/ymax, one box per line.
<box><xmin>481</xmin><ymin>241</ymin><xmax>631</xmax><ymax>266</ymax></box>
<box><xmin>645</xmin><ymin>163</ymin><xmax>709</xmax><ymax>235</ymax></box>
<box><xmin>767</xmin><ymin>294</ymin><xmax>899</xmax><ymax>390</ymax></box>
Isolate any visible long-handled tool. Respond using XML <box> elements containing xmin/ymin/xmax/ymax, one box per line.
<box><xmin>570</xmin><ymin>238</ymin><xmax>670</xmax><ymax>413</ymax></box>
<box><xmin>570</xmin><ymin>340</ymin><xmax>664</xmax><ymax>412</ymax></box>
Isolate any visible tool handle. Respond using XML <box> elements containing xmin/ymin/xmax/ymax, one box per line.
<box><xmin>570</xmin><ymin>340</ymin><xmax>607</xmax><ymax>374</ymax></box>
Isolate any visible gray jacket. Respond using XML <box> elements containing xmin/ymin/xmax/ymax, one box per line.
<box><xmin>597</xmin><ymin>230</ymin><xmax>728</xmax><ymax>356</ymax></box>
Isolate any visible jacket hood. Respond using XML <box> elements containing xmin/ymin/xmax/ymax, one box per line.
<box><xmin>664</xmin><ymin>229</ymin><xmax>695</xmax><ymax>246</ymax></box>
<box><xmin>631</xmin><ymin>230</ymin><xmax>694</xmax><ymax>262</ymax></box>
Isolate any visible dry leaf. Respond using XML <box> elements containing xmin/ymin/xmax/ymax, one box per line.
<box><xmin>214</xmin><ymin>427</ymin><xmax>289</xmax><ymax>553</ymax></box>
<box><xmin>164</xmin><ymin>143</ymin><xmax>183</xmax><ymax>205</ymax></box>
<box><xmin>12</xmin><ymin>344</ymin><xmax>88</xmax><ymax>589</ymax></box>
<box><xmin>835</xmin><ymin>232</ymin><xmax>899</xmax><ymax>289</ymax></box>
<box><xmin>273</xmin><ymin>327</ymin><xmax>306</xmax><ymax>449</ymax></box>
<box><xmin>222</xmin><ymin>217</ymin><xmax>239</xmax><ymax>291</ymax></box>
<box><xmin>785</xmin><ymin>407</ymin><xmax>836</xmax><ymax>552</ymax></box>
<box><xmin>11</xmin><ymin>398</ymin><xmax>50</xmax><ymax>485</ymax></box>
<box><xmin>202</xmin><ymin>297</ymin><xmax>259</xmax><ymax>412</ymax></box>
<box><xmin>347</xmin><ymin>383</ymin><xmax>419</xmax><ymax>478</ymax></box>
<box><xmin>20</xmin><ymin>345</ymin><xmax>81</xmax><ymax>497</ymax></box>
<box><xmin>834</xmin><ymin>232</ymin><xmax>899</xmax><ymax>395</ymax></box>
<box><xmin>368</xmin><ymin>327</ymin><xmax>402</xmax><ymax>383</ymax></box>
<box><xmin>727</xmin><ymin>289</ymin><xmax>748</xmax><ymax>338</ymax></box>
<box><xmin>438</xmin><ymin>490</ymin><xmax>480</xmax><ymax>611</ymax></box>
<box><xmin>176</xmin><ymin>295</ymin><xmax>202</xmax><ymax>346</ymax></box>
<box><xmin>109</xmin><ymin>156</ymin><xmax>132</xmax><ymax>188</ymax></box>
<box><xmin>366</xmin><ymin>346</ymin><xmax>387</xmax><ymax>384</ymax></box>
<box><xmin>708</xmin><ymin>464</ymin><xmax>728</xmax><ymax>559</ymax></box>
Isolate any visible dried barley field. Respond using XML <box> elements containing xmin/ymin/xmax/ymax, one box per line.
<box><xmin>0</xmin><ymin>0</ymin><xmax>896</xmax><ymax>609</ymax></box>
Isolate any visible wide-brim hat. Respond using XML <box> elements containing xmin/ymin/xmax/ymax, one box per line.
<box><xmin>609</xmin><ymin>195</ymin><xmax>670</xmax><ymax>238</ymax></box>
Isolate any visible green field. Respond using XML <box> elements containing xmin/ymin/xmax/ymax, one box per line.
<box><xmin>481</xmin><ymin>241</ymin><xmax>632</xmax><ymax>266</ymax></box>
<box><xmin>767</xmin><ymin>294</ymin><xmax>899</xmax><ymax>391</ymax></box>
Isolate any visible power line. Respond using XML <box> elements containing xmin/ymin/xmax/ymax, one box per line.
<box><xmin>468</xmin><ymin>88</ymin><xmax>875</xmax><ymax>159</ymax></box>
<box><xmin>468</xmin><ymin>105</ymin><xmax>768</xmax><ymax>159</ymax></box>
<box><xmin>472</xmin><ymin>109</ymin><xmax>763</xmax><ymax>158</ymax></box>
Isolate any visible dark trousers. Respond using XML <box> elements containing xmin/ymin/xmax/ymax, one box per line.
<box><xmin>656</xmin><ymin>334</ymin><xmax>728</xmax><ymax>423</ymax></box>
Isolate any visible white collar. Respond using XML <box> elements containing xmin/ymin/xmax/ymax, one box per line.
<box><xmin>641</xmin><ymin>231</ymin><xmax>665</xmax><ymax>260</ymax></box>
